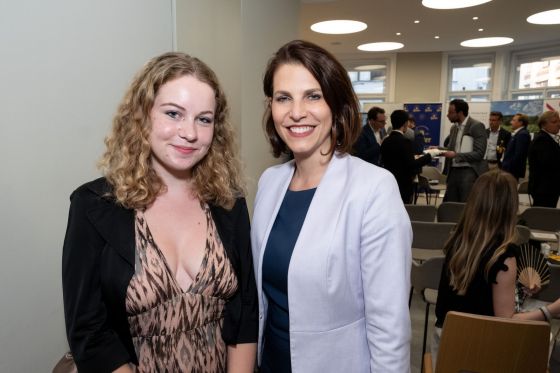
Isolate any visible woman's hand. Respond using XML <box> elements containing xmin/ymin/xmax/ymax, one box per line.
<box><xmin>522</xmin><ymin>283</ymin><xmax>542</xmax><ymax>297</ymax></box>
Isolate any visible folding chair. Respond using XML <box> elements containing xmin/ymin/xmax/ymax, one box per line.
<box><xmin>405</xmin><ymin>204</ymin><xmax>437</xmax><ymax>222</ymax></box>
<box><xmin>436</xmin><ymin>202</ymin><xmax>465</xmax><ymax>223</ymax></box>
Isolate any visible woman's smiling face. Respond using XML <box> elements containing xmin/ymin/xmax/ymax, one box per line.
<box><xmin>271</xmin><ymin>63</ymin><xmax>333</xmax><ymax>161</ymax></box>
<box><xmin>149</xmin><ymin>74</ymin><xmax>215</xmax><ymax>179</ymax></box>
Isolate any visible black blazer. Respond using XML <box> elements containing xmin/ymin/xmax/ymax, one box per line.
<box><xmin>502</xmin><ymin>127</ymin><xmax>530</xmax><ymax>179</ymax></box>
<box><xmin>486</xmin><ymin>127</ymin><xmax>511</xmax><ymax>164</ymax></box>
<box><xmin>381</xmin><ymin>131</ymin><xmax>431</xmax><ymax>203</ymax></box>
<box><xmin>353</xmin><ymin>125</ymin><xmax>385</xmax><ymax>166</ymax></box>
<box><xmin>528</xmin><ymin>130</ymin><xmax>560</xmax><ymax>197</ymax></box>
<box><xmin>62</xmin><ymin>177</ymin><xmax>258</xmax><ymax>373</ymax></box>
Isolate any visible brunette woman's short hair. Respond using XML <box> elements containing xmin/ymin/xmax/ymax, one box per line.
<box><xmin>262</xmin><ymin>40</ymin><xmax>361</xmax><ymax>158</ymax></box>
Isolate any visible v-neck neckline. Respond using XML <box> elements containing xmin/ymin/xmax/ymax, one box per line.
<box><xmin>137</xmin><ymin>208</ymin><xmax>210</xmax><ymax>294</ymax></box>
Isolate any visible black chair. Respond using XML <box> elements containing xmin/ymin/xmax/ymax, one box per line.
<box><xmin>436</xmin><ymin>202</ymin><xmax>465</xmax><ymax>223</ymax></box>
<box><xmin>410</xmin><ymin>256</ymin><xmax>445</xmax><ymax>373</ymax></box>
<box><xmin>405</xmin><ymin>204</ymin><xmax>437</xmax><ymax>222</ymax></box>
<box><xmin>411</xmin><ymin>221</ymin><xmax>454</xmax><ymax>262</ymax></box>
<box><xmin>519</xmin><ymin>207</ymin><xmax>560</xmax><ymax>232</ymax></box>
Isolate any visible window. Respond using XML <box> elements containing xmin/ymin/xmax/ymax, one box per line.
<box><xmin>509</xmin><ymin>47</ymin><xmax>560</xmax><ymax>100</ymax></box>
<box><xmin>347</xmin><ymin>60</ymin><xmax>389</xmax><ymax>109</ymax></box>
<box><xmin>447</xmin><ymin>55</ymin><xmax>493</xmax><ymax>102</ymax></box>
<box><xmin>348</xmin><ymin>67</ymin><xmax>386</xmax><ymax>94</ymax></box>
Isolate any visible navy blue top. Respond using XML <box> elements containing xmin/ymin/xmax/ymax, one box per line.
<box><xmin>260</xmin><ymin>188</ymin><xmax>316</xmax><ymax>373</ymax></box>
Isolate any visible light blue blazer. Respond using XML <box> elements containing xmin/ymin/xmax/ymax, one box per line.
<box><xmin>251</xmin><ymin>153</ymin><xmax>412</xmax><ymax>372</ymax></box>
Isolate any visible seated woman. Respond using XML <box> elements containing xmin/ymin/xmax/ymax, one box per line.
<box><xmin>432</xmin><ymin>169</ymin><xmax>560</xmax><ymax>363</ymax></box>
<box><xmin>62</xmin><ymin>52</ymin><xmax>257</xmax><ymax>372</ymax></box>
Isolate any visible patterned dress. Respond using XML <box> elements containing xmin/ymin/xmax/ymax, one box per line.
<box><xmin>126</xmin><ymin>205</ymin><xmax>238</xmax><ymax>372</ymax></box>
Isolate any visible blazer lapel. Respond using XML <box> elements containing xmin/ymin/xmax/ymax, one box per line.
<box><xmin>255</xmin><ymin>162</ymin><xmax>295</xmax><ymax>283</ymax></box>
<box><xmin>289</xmin><ymin>154</ymin><xmax>347</xmax><ymax>277</ymax></box>
<box><xmin>85</xmin><ymin>181</ymin><xmax>135</xmax><ymax>268</ymax></box>
<box><xmin>447</xmin><ymin>124</ymin><xmax>458</xmax><ymax>151</ymax></box>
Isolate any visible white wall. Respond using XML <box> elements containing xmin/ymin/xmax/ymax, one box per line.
<box><xmin>0</xmin><ymin>1</ymin><xmax>173</xmax><ymax>371</ymax></box>
<box><xmin>395</xmin><ymin>52</ymin><xmax>443</xmax><ymax>103</ymax></box>
<box><xmin>240</xmin><ymin>0</ymin><xmax>301</xmax><ymax>207</ymax></box>
<box><xmin>175</xmin><ymin>0</ymin><xmax>300</xmax><ymax>209</ymax></box>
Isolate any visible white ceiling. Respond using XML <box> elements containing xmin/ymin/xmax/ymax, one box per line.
<box><xmin>299</xmin><ymin>0</ymin><xmax>560</xmax><ymax>61</ymax></box>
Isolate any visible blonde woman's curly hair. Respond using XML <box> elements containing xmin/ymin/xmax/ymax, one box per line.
<box><xmin>98</xmin><ymin>52</ymin><xmax>244</xmax><ymax>210</ymax></box>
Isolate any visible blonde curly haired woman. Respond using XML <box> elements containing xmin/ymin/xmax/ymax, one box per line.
<box><xmin>62</xmin><ymin>52</ymin><xmax>257</xmax><ymax>373</ymax></box>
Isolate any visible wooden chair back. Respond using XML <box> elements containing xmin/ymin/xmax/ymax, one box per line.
<box><xmin>435</xmin><ymin>311</ymin><xmax>550</xmax><ymax>373</ymax></box>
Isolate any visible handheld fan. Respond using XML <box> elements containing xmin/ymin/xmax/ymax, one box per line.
<box><xmin>517</xmin><ymin>243</ymin><xmax>550</xmax><ymax>290</ymax></box>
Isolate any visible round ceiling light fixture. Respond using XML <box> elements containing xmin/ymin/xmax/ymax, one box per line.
<box><xmin>310</xmin><ymin>20</ymin><xmax>367</xmax><ymax>34</ymax></box>
<box><xmin>422</xmin><ymin>0</ymin><xmax>491</xmax><ymax>9</ymax></box>
<box><xmin>460</xmin><ymin>37</ymin><xmax>513</xmax><ymax>47</ymax></box>
<box><xmin>355</xmin><ymin>64</ymin><xmax>386</xmax><ymax>71</ymax></box>
<box><xmin>527</xmin><ymin>9</ymin><xmax>560</xmax><ymax>25</ymax></box>
<box><xmin>358</xmin><ymin>42</ymin><xmax>404</xmax><ymax>51</ymax></box>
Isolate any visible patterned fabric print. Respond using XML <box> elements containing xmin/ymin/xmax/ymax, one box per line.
<box><xmin>126</xmin><ymin>205</ymin><xmax>238</xmax><ymax>373</ymax></box>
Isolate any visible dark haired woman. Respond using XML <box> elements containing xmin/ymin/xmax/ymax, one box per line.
<box><xmin>251</xmin><ymin>40</ymin><xmax>412</xmax><ymax>372</ymax></box>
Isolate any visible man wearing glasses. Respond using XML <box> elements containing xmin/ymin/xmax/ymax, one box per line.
<box><xmin>353</xmin><ymin>106</ymin><xmax>387</xmax><ymax>166</ymax></box>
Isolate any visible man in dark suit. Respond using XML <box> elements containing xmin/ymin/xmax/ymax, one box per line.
<box><xmin>502</xmin><ymin>113</ymin><xmax>531</xmax><ymax>180</ymax></box>
<box><xmin>381</xmin><ymin>110</ymin><xmax>433</xmax><ymax>204</ymax></box>
<box><xmin>353</xmin><ymin>106</ymin><xmax>387</xmax><ymax>166</ymax></box>
<box><xmin>442</xmin><ymin>99</ymin><xmax>488</xmax><ymax>202</ymax></box>
<box><xmin>529</xmin><ymin>110</ymin><xmax>560</xmax><ymax>208</ymax></box>
<box><xmin>485</xmin><ymin>111</ymin><xmax>511</xmax><ymax>169</ymax></box>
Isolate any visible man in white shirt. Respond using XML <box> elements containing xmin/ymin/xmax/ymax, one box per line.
<box><xmin>485</xmin><ymin>111</ymin><xmax>511</xmax><ymax>169</ymax></box>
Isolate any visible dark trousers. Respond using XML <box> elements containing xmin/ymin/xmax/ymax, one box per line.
<box><xmin>532</xmin><ymin>193</ymin><xmax>560</xmax><ymax>208</ymax></box>
<box><xmin>443</xmin><ymin>167</ymin><xmax>477</xmax><ymax>203</ymax></box>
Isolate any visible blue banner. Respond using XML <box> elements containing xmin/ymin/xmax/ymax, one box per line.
<box><xmin>404</xmin><ymin>103</ymin><xmax>442</xmax><ymax>148</ymax></box>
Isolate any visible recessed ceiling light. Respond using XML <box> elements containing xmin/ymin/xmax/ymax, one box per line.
<box><xmin>473</xmin><ymin>16</ymin><xmax>479</xmax><ymax>20</ymax></box>
<box><xmin>461</xmin><ymin>37</ymin><xmax>513</xmax><ymax>47</ymax></box>
<box><xmin>358</xmin><ymin>42</ymin><xmax>404</xmax><ymax>51</ymax></box>
<box><xmin>422</xmin><ymin>0</ymin><xmax>491</xmax><ymax>9</ymax></box>
<box><xmin>414</xmin><ymin>20</ymin><xmax>420</xmax><ymax>24</ymax></box>
<box><xmin>355</xmin><ymin>64</ymin><xmax>386</xmax><ymax>71</ymax></box>
<box><xmin>478</xmin><ymin>28</ymin><xmax>484</xmax><ymax>31</ymax></box>
<box><xmin>434</xmin><ymin>35</ymin><xmax>440</xmax><ymax>39</ymax></box>
<box><xmin>310</xmin><ymin>20</ymin><xmax>367</xmax><ymax>34</ymax></box>
<box><xmin>396</xmin><ymin>32</ymin><xmax>402</xmax><ymax>35</ymax></box>
<box><xmin>527</xmin><ymin>9</ymin><xmax>560</xmax><ymax>25</ymax></box>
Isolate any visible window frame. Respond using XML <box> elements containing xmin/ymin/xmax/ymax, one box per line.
<box><xmin>447</xmin><ymin>53</ymin><xmax>494</xmax><ymax>102</ymax></box>
<box><xmin>508</xmin><ymin>46</ymin><xmax>560</xmax><ymax>100</ymax></box>
<box><xmin>344</xmin><ymin>56</ymin><xmax>393</xmax><ymax>110</ymax></box>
